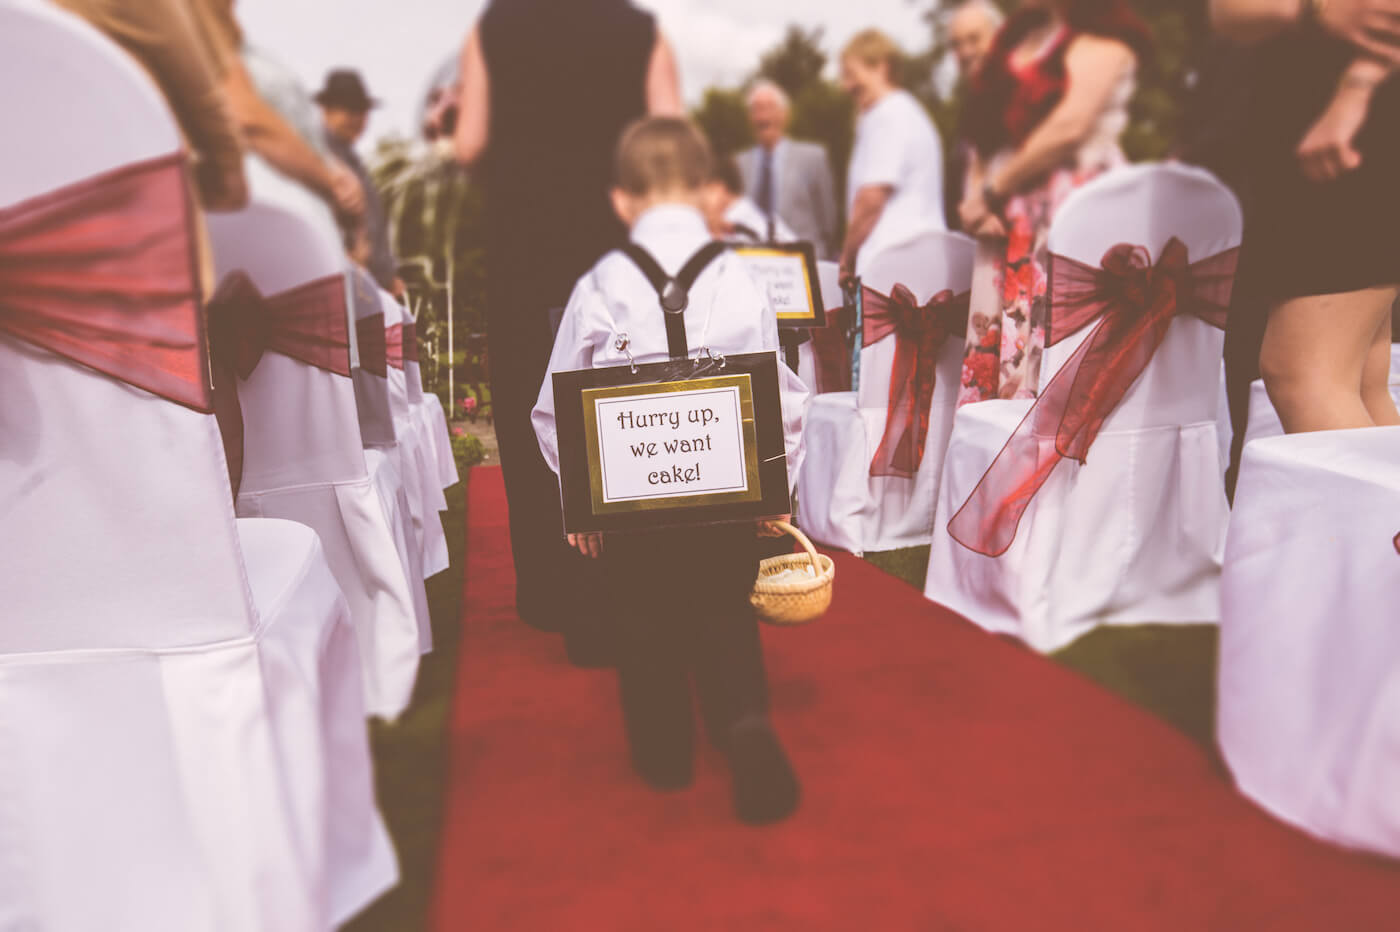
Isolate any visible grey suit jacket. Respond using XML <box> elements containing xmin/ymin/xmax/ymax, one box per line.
<box><xmin>737</xmin><ymin>138</ymin><xmax>839</xmax><ymax>260</ymax></box>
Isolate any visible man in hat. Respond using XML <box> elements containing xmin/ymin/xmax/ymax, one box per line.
<box><xmin>318</xmin><ymin>69</ymin><xmax>402</xmax><ymax>295</ymax></box>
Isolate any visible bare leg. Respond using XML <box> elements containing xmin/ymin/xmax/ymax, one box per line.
<box><xmin>1259</xmin><ymin>287</ymin><xmax>1394</xmax><ymax>433</ymax></box>
<box><xmin>1361</xmin><ymin>288</ymin><xmax>1400</xmax><ymax>426</ymax></box>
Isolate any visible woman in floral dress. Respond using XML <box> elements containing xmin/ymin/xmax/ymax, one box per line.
<box><xmin>955</xmin><ymin>0</ymin><xmax>1151</xmax><ymax>404</ymax></box>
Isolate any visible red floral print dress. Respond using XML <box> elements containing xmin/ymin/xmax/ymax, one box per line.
<box><xmin>957</xmin><ymin>30</ymin><xmax>1135</xmax><ymax>405</ymax></box>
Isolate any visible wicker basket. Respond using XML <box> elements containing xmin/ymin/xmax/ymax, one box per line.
<box><xmin>750</xmin><ymin>521</ymin><xmax>835</xmax><ymax>626</ymax></box>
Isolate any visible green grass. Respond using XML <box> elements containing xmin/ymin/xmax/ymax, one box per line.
<box><xmin>346</xmin><ymin>475</ymin><xmax>468</xmax><ymax>932</ymax></box>
<box><xmin>862</xmin><ymin>546</ymin><xmax>1220</xmax><ymax>751</ymax></box>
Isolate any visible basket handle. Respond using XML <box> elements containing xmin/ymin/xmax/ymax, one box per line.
<box><xmin>775</xmin><ymin>520</ymin><xmax>822</xmax><ymax>575</ymax></box>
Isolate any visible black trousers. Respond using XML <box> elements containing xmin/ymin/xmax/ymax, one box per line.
<box><xmin>486</xmin><ymin>295</ymin><xmax>601</xmax><ymax>633</ymax></box>
<box><xmin>602</xmin><ymin>525</ymin><xmax>769</xmax><ymax>758</ymax></box>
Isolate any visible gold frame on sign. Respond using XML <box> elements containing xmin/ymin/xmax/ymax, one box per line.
<box><xmin>581</xmin><ymin>373</ymin><xmax>763</xmax><ymax>516</ymax></box>
<box><xmin>734</xmin><ymin>245</ymin><xmax>820</xmax><ymax>322</ymax></box>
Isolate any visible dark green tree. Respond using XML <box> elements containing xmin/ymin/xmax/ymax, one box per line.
<box><xmin>756</xmin><ymin>25</ymin><xmax>828</xmax><ymax>99</ymax></box>
<box><xmin>692</xmin><ymin>87</ymin><xmax>752</xmax><ymax>158</ymax></box>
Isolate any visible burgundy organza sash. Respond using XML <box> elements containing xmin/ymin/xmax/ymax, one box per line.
<box><xmin>207</xmin><ymin>270</ymin><xmax>351</xmax><ymax>493</ymax></box>
<box><xmin>0</xmin><ymin>152</ymin><xmax>211</xmax><ymax>411</ymax></box>
<box><xmin>862</xmin><ymin>283</ymin><xmax>969</xmax><ymax>478</ymax></box>
<box><xmin>809</xmin><ymin>305</ymin><xmax>853</xmax><ymax>395</ymax></box>
<box><xmin>386</xmin><ymin>320</ymin><xmax>419</xmax><ymax>369</ymax></box>
<box><xmin>947</xmin><ymin>238</ymin><xmax>1238</xmax><ymax>557</ymax></box>
<box><xmin>356</xmin><ymin>313</ymin><xmax>388</xmax><ymax>377</ymax></box>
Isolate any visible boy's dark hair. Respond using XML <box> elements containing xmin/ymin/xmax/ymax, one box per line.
<box><xmin>614</xmin><ymin>116</ymin><xmax>715</xmax><ymax>197</ymax></box>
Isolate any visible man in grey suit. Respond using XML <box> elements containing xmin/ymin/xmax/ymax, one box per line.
<box><xmin>736</xmin><ymin>81</ymin><xmax>840</xmax><ymax>259</ymax></box>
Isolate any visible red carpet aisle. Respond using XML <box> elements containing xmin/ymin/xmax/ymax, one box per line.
<box><xmin>432</xmin><ymin>467</ymin><xmax>1398</xmax><ymax>931</ymax></box>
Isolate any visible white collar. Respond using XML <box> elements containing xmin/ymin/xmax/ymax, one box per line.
<box><xmin>630</xmin><ymin>203</ymin><xmax>710</xmax><ymax>253</ymax></box>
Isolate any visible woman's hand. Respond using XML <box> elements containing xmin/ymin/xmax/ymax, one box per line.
<box><xmin>959</xmin><ymin>188</ymin><xmax>991</xmax><ymax>234</ymax></box>
<box><xmin>973</xmin><ymin>214</ymin><xmax>1008</xmax><ymax>239</ymax></box>
<box><xmin>1297</xmin><ymin>76</ymin><xmax>1375</xmax><ymax>181</ymax></box>
<box><xmin>327</xmin><ymin>159</ymin><xmax>366</xmax><ymax>218</ymax></box>
<box><xmin>961</xmin><ymin>189</ymin><xmax>1007</xmax><ymax>240</ymax></box>
<box><xmin>1317</xmin><ymin>0</ymin><xmax>1400</xmax><ymax>66</ymax></box>
<box><xmin>568</xmin><ymin>532</ymin><xmax>604</xmax><ymax>559</ymax></box>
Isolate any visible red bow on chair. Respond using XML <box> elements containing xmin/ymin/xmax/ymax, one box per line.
<box><xmin>808</xmin><ymin>304</ymin><xmax>854</xmax><ymax>395</ymax></box>
<box><xmin>948</xmin><ymin>237</ymin><xmax>1238</xmax><ymax>557</ymax></box>
<box><xmin>386</xmin><ymin>319</ymin><xmax>420</xmax><ymax>370</ymax></box>
<box><xmin>0</xmin><ymin>153</ymin><xmax>210</xmax><ymax>411</ymax></box>
<box><xmin>206</xmin><ymin>270</ymin><xmax>351</xmax><ymax>495</ymax></box>
<box><xmin>862</xmin><ymin>283</ymin><xmax>970</xmax><ymax>478</ymax></box>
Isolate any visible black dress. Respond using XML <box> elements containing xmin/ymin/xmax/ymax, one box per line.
<box><xmin>479</xmin><ymin>0</ymin><xmax>654</xmax><ymax>635</ymax></box>
<box><xmin>1244</xmin><ymin>30</ymin><xmax>1400</xmax><ymax>300</ymax></box>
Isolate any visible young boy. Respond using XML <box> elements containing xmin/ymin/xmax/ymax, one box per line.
<box><xmin>532</xmin><ymin>117</ymin><xmax>808</xmax><ymax>824</ymax></box>
<box><xmin>701</xmin><ymin>155</ymin><xmax>798</xmax><ymax>244</ymax></box>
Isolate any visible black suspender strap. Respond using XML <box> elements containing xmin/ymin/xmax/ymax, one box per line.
<box><xmin>728</xmin><ymin>222</ymin><xmax>761</xmax><ymax>243</ymax></box>
<box><xmin>619</xmin><ymin>241</ymin><xmax>728</xmax><ymax>361</ymax></box>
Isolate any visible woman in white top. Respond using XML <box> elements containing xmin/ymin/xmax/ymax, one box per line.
<box><xmin>838</xmin><ymin>30</ymin><xmax>946</xmax><ymax>280</ymax></box>
<box><xmin>954</xmin><ymin>0</ymin><xmax>1150</xmax><ymax>403</ymax></box>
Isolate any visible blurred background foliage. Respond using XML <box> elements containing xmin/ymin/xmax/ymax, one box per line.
<box><xmin>372</xmin><ymin>0</ymin><xmax>1209</xmax><ymax>409</ymax></box>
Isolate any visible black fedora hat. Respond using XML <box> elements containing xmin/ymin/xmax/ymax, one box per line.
<box><xmin>314</xmin><ymin>69</ymin><xmax>379</xmax><ymax>111</ymax></box>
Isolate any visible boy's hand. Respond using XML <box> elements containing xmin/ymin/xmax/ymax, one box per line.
<box><xmin>758</xmin><ymin>515</ymin><xmax>792</xmax><ymax>538</ymax></box>
<box><xmin>568</xmin><ymin>531</ymin><xmax>604</xmax><ymax>559</ymax></box>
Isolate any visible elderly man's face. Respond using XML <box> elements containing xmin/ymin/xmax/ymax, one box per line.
<box><xmin>949</xmin><ymin>6</ymin><xmax>998</xmax><ymax>77</ymax></box>
<box><xmin>324</xmin><ymin>106</ymin><xmax>369</xmax><ymax>144</ymax></box>
<box><xmin>748</xmin><ymin>91</ymin><xmax>788</xmax><ymax>150</ymax></box>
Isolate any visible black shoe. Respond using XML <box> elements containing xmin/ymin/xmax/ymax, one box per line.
<box><xmin>727</xmin><ymin>719</ymin><xmax>800</xmax><ymax>825</ymax></box>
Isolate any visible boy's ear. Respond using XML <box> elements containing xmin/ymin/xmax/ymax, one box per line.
<box><xmin>610</xmin><ymin>188</ymin><xmax>635</xmax><ymax>227</ymax></box>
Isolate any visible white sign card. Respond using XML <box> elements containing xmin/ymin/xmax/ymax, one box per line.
<box><xmin>733</xmin><ymin>243</ymin><xmax>823</xmax><ymax>326</ymax></box>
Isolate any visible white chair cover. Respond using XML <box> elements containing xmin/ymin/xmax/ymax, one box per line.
<box><xmin>798</xmin><ymin>233</ymin><xmax>976</xmax><ymax>554</ymax></box>
<box><xmin>405</xmin><ymin>350</ymin><xmax>459</xmax><ymax>491</ymax></box>
<box><xmin>1218</xmin><ymin>426</ymin><xmax>1400</xmax><ymax>858</ymax></box>
<box><xmin>422</xmin><ymin>392</ymin><xmax>461</xmax><ymax>489</ymax></box>
<box><xmin>0</xmin><ymin>5</ymin><xmax>396</xmax><ymax>925</ymax></box>
<box><xmin>383</xmin><ymin>291</ymin><xmax>451</xmax><ymax>578</ymax></box>
<box><xmin>1241</xmin><ymin>345</ymin><xmax>1400</xmax><ymax>447</ymax></box>
<box><xmin>350</xmin><ymin>270</ymin><xmax>432</xmax><ymax>649</ymax></box>
<box><xmin>205</xmin><ymin>157</ymin><xmax>422</xmax><ymax>720</ymax></box>
<box><xmin>925</xmin><ymin>164</ymin><xmax>1243</xmax><ymax>652</ymax></box>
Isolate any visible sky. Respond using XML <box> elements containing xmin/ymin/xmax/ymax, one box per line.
<box><xmin>238</xmin><ymin>0</ymin><xmax>934</xmax><ymax>150</ymax></box>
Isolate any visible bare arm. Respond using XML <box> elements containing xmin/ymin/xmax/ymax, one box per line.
<box><xmin>646</xmin><ymin>32</ymin><xmax>683</xmax><ymax>116</ymax></box>
<box><xmin>991</xmin><ymin>37</ymin><xmax>1134</xmax><ymax>197</ymax></box>
<box><xmin>1212</xmin><ymin>0</ymin><xmax>1400</xmax><ymax>63</ymax></box>
<box><xmin>1297</xmin><ymin>56</ymin><xmax>1394</xmax><ymax>179</ymax></box>
<box><xmin>839</xmin><ymin>185</ymin><xmax>893</xmax><ymax>279</ymax></box>
<box><xmin>221</xmin><ymin>58</ymin><xmax>363</xmax><ymax>214</ymax></box>
<box><xmin>454</xmin><ymin>26</ymin><xmax>490</xmax><ymax>166</ymax></box>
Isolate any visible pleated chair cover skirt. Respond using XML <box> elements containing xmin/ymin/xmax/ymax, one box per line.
<box><xmin>798</xmin><ymin>232</ymin><xmax>976</xmax><ymax>555</ymax></box>
<box><xmin>383</xmin><ymin>293</ymin><xmax>450</xmax><ymax>577</ymax></box>
<box><xmin>925</xmin><ymin>387</ymin><xmax>1229</xmax><ymax>652</ymax></box>
<box><xmin>421</xmin><ymin>391</ymin><xmax>461</xmax><ymax>490</ymax></box>
<box><xmin>924</xmin><ymin>164</ymin><xmax>1242</xmax><ymax>653</ymax></box>
<box><xmin>206</xmin><ymin>159</ymin><xmax>423</xmax><ymax>720</ymax></box>
<box><xmin>366</xmin><ymin>445</ymin><xmax>433</xmax><ymax>652</ymax></box>
<box><xmin>1218</xmin><ymin>427</ymin><xmax>1400</xmax><ymax>858</ymax></box>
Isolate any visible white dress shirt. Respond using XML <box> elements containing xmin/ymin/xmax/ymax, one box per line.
<box><xmin>847</xmin><ymin>88</ymin><xmax>946</xmax><ymax>271</ymax></box>
<box><xmin>724</xmin><ymin>196</ymin><xmax>797</xmax><ymax>244</ymax></box>
<box><xmin>533</xmin><ymin>203</ymin><xmax>809</xmax><ymax>491</ymax></box>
